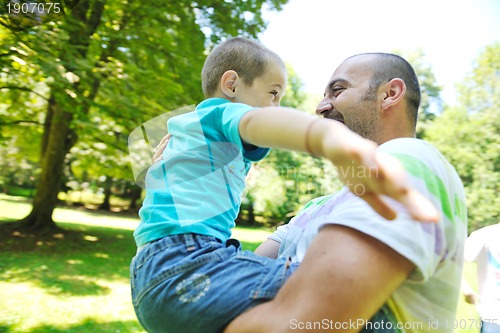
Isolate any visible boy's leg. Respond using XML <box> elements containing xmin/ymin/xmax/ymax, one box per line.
<box><xmin>130</xmin><ymin>234</ymin><xmax>296</xmax><ymax>333</ymax></box>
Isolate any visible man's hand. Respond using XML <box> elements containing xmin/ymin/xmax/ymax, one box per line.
<box><xmin>152</xmin><ymin>133</ymin><xmax>172</xmax><ymax>163</ymax></box>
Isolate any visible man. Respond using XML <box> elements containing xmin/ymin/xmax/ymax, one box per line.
<box><xmin>462</xmin><ymin>223</ymin><xmax>500</xmax><ymax>333</ymax></box>
<box><xmin>225</xmin><ymin>53</ymin><xmax>468</xmax><ymax>333</ymax></box>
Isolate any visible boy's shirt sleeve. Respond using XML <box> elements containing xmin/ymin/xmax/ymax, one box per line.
<box><xmin>220</xmin><ymin>103</ymin><xmax>270</xmax><ymax>161</ymax></box>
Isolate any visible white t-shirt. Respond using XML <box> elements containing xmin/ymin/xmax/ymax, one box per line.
<box><xmin>464</xmin><ymin>223</ymin><xmax>500</xmax><ymax>322</ymax></box>
<box><xmin>269</xmin><ymin>138</ymin><xmax>468</xmax><ymax>333</ymax></box>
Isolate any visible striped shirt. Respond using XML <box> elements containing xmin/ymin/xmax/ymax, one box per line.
<box><xmin>135</xmin><ymin>98</ymin><xmax>269</xmax><ymax>246</ymax></box>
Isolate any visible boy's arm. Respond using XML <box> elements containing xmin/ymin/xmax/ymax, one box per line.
<box><xmin>239</xmin><ymin>108</ymin><xmax>439</xmax><ymax>223</ymax></box>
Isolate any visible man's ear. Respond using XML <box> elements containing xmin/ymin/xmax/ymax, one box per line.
<box><xmin>381</xmin><ymin>78</ymin><xmax>406</xmax><ymax>111</ymax></box>
<box><xmin>220</xmin><ymin>70</ymin><xmax>239</xmax><ymax>99</ymax></box>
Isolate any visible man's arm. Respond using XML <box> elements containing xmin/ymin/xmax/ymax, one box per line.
<box><xmin>254</xmin><ymin>238</ymin><xmax>281</xmax><ymax>258</ymax></box>
<box><xmin>224</xmin><ymin>224</ymin><xmax>415</xmax><ymax>333</ymax></box>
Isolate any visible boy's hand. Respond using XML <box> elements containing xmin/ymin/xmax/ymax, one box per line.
<box><xmin>152</xmin><ymin>133</ymin><xmax>172</xmax><ymax>163</ymax></box>
<box><xmin>325</xmin><ymin>128</ymin><xmax>440</xmax><ymax>223</ymax></box>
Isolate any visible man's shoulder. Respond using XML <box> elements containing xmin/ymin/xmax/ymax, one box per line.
<box><xmin>380</xmin><ymin>138</ymin><xmax>456</xmax><ymax>179</ymax></box>
<box><xmin>378</xmin><ymin>138</ymin><xmax>437</xmax><ymax>155</ymax></box>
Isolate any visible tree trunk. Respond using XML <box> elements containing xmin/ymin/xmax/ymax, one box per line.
<box><xmin>20</xmin><ymin>95</ymin><xmax>76</xmax><ymax>231</ymax></box>
<box><xmin>247</xmin><ymin>197</ymin><xmax>256</xmax><ymax>226</ymax></box>
<box><xmin>99</xmin><ymin>176</ymin><xmax>113</xmax><ymax>211</ymax></box>
<box><xmin>15</xmin><ymin>2</ymin><xmax>107</xmax><ymax>233</ymax></box>
<box><xmin>129</xmin><ymin>186</ymin><xmax>142</xmax><ymax>211</ymax></box>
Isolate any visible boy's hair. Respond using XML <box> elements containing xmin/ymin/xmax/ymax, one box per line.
<box><xmin>201</xmin><ymin>37</ymin><xmax>285</xmax><ymax>98</ymax></box>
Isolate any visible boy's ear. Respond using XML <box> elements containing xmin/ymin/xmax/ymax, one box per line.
<box><xmin>220</xmin><ymin>70</ymin><xmax>239</xmax><ymax>99</ymax></box>
<box><xmin>381</xmin><ymin>78</ymin><xmax>406</xmax><ymax>110</ymax></box>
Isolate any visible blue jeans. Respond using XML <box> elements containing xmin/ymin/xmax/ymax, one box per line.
<box><xmin>130</xmin><ymin>233</ymin><xmax>397</xmax><ymax>333</ymax></box>
<box><xmin>482</xmin><ymin>320</ymin><xmax>500</xmax><ymax>333</ymax></box>
<box><xmin>130</xmin><ymin>233</ymin><xmax>297</xmax><ymax>333</ymax></box>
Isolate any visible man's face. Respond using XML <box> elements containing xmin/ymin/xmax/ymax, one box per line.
<box><xmin>316</xmin><ymin>56</ymin><xmax>383</xmax><ymax>142</ymax></box>
<box><xmin>234</xmin><ymin>61</ymin><xmax>287</xmax><ymax>108</ymax></box>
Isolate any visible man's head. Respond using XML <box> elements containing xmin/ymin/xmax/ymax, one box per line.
<box><xmin>317</xmin><ymin>53</ymin><xmax>421</xmax><ymax>144</ymax></box>
<box><xmin>202</xmin><ymin>37</ymin><xmax>287</xmax><ymax>107</ymax></box>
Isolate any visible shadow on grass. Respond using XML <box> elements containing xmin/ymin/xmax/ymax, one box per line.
<box><xmin>0</xmin><ymin>319</ymin><xmax>144</xmax><ymax>333</ymax></box>
<box><xmin>0</xmin><ymin>219</ymin><xmax>263</xmax><ymax>297</ymax></box>
<box><xmin>0</xmin><ymin>194</ymin><xmax>32</xmax><ymax>203</ymax></box>
<box><xmin>39</xmin><ymin>274</ymin><xmax>112</xmax><ymax>296</ymax></box>
<box><xmin>0</xmin><ymin>221</ymin><xmax>136</xmax><ymax>296</ymax></box>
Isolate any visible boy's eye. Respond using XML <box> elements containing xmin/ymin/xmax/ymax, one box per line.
<box><xmin>270</xmin><ymin>91</ymin><xmax>278</xmax><ymax>98</ymax></box>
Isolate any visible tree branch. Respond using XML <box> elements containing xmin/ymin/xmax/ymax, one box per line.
<box><xmin>0</xmin><ymin>86</ymin><xmax>49</xmax><ymax>100</ymax></box>
<box><xmin>87</xmin><ymin>132</ymin><xmax>128</xmax><ymax>154</ymax></box>
<box><xmin>0</xmin><ymin>120</ymin><xmax>42</xmax><ymax>126</ymax></box>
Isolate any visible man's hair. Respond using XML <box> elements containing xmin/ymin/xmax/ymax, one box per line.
<box><xmin>201</xmin><ymin>37</ymin><xmax>285</xmax><ymax>98</ymax></box>
<box><xmin>356</xmin><ymin>53</ymin><xmax>421</xmax><ymax>126</ymax></box>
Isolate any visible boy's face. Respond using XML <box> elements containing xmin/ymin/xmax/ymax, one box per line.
<box><xmin>235</xmin><ymin>61</ymin><xmax>287</xmax><ymax>107</ymax></box>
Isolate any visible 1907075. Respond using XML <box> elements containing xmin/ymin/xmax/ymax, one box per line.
<box><xmin>6</xmin><ymin>2</ymin><xmax>61</xmax><ymax>14</ymax></box>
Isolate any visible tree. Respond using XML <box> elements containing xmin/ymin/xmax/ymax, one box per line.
<box><xmin>424</xmin><ymin>42</ymin><xmax>500</xmax><ymax>233</ymax></box>
<box><xmin>0</xmin><ymin>0</ymin><xmax>289</xmax><ymax>232</ymax></box>
<box><xmin>393</xmin><ymin>48</ymin><xmax>442</xmax><ymax>137</ymax></box>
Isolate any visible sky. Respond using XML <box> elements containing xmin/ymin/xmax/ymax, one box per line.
<box><xmin>259</xmin><ymin>0</ymin><xmax>500</xmax><ymax>107</ymax></box>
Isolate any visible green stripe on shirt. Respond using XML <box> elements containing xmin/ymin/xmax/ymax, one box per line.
<box><xmin>391</xmin><ymin>153</ymin><xmax>465</xmax><ymax>224</ymax></box>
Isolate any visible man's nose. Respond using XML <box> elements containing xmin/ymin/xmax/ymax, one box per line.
<box><xmin>316</xmin><ymin>98</ymin><xmax>333</xmax><ymax>115</ymax></box>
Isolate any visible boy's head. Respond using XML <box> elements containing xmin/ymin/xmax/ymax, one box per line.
<box><xmin>201</xmin><ymin>37</ymin><xmax>287</xmax><ymax>107</ymax></box>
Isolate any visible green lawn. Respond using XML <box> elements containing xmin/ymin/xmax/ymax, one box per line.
<box><xmin>0</xmin><ymin>194</ymin><xmax>480</xmax><ymax>333</ymax></box>
<box><xmin>0</xmin><ymin>195</ymin><xmax>269</xmax><ymax>333</ymax></box>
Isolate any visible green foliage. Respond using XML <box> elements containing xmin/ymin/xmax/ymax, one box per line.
<box><xmin>280</xmin><ymin>63</ymin><xmax>307</xmax><ymax>108</ymax></box>
<box><xmin>457</xmin><ymin>42</ymin><xmax>500</xmax><ymax>113</ymax></box>
<box><xmin>393</xmin><ymin>48</ymin><xmax>442</xmax><ymax>137</ymax></box>
<box><xmin>424</xmin><ymin>42</ymin><xmax>500</xmax><ymax>233</ymax></box>
<box><xmin>0</xmin><ymin>0</ymin><xmax>289</xmax><ymax>230</ymax></box>
<box><xmin>0</xmin><ymin>131</ymin><xmax>40</xmax><ymax>192</ymax></box>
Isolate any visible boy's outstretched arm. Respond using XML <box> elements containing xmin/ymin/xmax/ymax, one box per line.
<box><xmin>239</xmin><ymin>107</ymin><xmax>439</xmax><ymax>223</ymax></box>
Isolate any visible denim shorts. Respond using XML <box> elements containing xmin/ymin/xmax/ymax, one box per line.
<box><xmin>130</xmin><ymin>233</ymin><xmax>397</xmax><ymax>333</ymax></box>
<box><xmin>130</xmin><ymin>233</ymin><xmax>298</xmax><ymax>333</ymax></box>
<box><xmin>481</xmin><ymin>320</ymin><xmax>500</xmax><ymax>333</ymax></box>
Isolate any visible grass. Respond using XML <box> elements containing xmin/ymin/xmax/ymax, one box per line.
<box><xmin>0</xmin><ymin>194</ymin><xmax>481</xmax><ymax>333</ymax></box>
<box><xmin>0</xmin><ymin>195</ymin><xmax>270</xmax><ymax>333</ymax></box>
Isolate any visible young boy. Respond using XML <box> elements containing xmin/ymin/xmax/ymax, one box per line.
<box><xmin>130</xmin><ymin>37</ymin><xmax>437</xmax><ymax>333</ymax></box>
